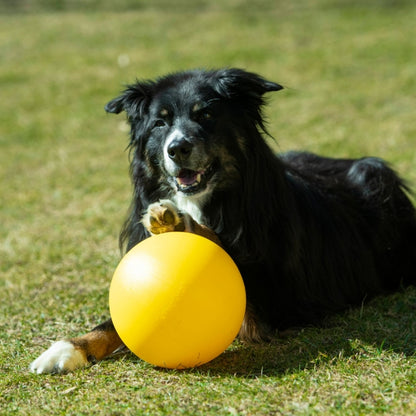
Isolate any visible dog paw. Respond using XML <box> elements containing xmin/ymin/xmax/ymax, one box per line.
<box><xmin>142</xmin><ymin>200</ymin><xmax>185</xmax><ymax>235</ymax></box>
<box><xmin>30</xmin><ymin>340</ymin><xmax>88</xmax><ymax>374</ymax></box>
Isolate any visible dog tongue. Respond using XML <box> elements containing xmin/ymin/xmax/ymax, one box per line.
<box><xmin>178</xmin><ymin>169</ymin><xmax>199</xmax><ymax>186</ymax></box>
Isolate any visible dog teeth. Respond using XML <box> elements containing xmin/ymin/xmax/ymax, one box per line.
<box><xmin>177</xmin><ymin>180</ymin><xmax>200</xmax><ymax>189</ymax></box>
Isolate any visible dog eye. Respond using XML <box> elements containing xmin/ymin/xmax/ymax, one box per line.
<box><xmin>196</xmin><ymin>111</ymin><xmax>212</xmax><ymax>122</ymax></box>
<box><xmin>153</xmin><ymin>119</ymin><xmax>167</xmax><ymax>129</ymax></box>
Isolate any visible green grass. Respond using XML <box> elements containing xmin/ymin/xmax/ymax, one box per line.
<box><xmin>1</xmin><ymin>1</ymin><xmax>416</xmax><ymax>414</ymax></box>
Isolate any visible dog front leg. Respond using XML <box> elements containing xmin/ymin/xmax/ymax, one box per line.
<box><xmin>30</xmin><ymin>319</ymin><xmax>123</xmax><ymax>374</ymax></box>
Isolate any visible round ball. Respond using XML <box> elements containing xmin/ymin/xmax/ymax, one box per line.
<box><xmin>109</xmin><ymin>232</ymin><xmax>246</xmax><ymax>369</ymax></box>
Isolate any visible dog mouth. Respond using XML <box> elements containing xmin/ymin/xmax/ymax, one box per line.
<box><xmin>174</xmin><ymin>165</ymin><xmax>215</xmax><ymax>194</ymax></box>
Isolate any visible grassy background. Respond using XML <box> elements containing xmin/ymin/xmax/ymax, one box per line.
<box><xmin>1</xmin><ymin>0</ymin><xmax>416</xmax><ymax>414</ymax></box>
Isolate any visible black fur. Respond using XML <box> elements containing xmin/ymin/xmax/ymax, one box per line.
<box><xmin>106</xmin><ymin>68</ymin><xmax>416</xmax><ymax>332</ymax></box>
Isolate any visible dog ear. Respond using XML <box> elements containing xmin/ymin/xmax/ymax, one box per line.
<box><xmin>214</xmin><ymin>68</ymin><xmax>283</xmax><ymax>99</ymax></box>
<box><xmin>105</xmin><ymin>82</ymin><xmax>153</xmax><ymax>119</ymax></box>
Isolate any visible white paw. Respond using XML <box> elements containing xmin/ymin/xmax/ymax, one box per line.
<box><xmin>30</xmin><ymin>340</ymin><xmax>88</xmax><ymax>374</ymax></box>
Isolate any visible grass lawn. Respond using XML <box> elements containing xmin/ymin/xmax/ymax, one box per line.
<box><xmin>1</xmin><ymin>0</ymin><xmax>416</xmax><ymax>414</ymax></box>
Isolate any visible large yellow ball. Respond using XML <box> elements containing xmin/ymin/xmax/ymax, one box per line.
<box><xmin>109</xmin><ymin>232</ymin><xmax>246</xmax><ymax>369</ymax></box>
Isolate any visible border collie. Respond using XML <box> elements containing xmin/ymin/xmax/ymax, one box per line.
<box><xmin>30</xmin><ymin>68</ymin><xmax>416</xmax><ymax>373</ymax></box>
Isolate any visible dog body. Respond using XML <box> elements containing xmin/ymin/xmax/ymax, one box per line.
<box><xmin>30</xmin><ymin>69</ymin><xmax>416</xmax><ymax>373</ymax></box>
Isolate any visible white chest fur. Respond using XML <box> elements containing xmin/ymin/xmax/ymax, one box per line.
<box><xmin>174</xmin><ymin>190</ymin><xmax>211</xmax><ymax>224</ymax></box>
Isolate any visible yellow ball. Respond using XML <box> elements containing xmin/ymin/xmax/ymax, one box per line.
<box><xmin>109</xmin><ymin>232</ymin><xmax>246</xmax><ymax>369</ymax></box>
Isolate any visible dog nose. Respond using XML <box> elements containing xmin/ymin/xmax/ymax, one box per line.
<box><xmin>167</xmin><ymin>138</ymin><xmax>193</xmax><ymax>164</ymax></box>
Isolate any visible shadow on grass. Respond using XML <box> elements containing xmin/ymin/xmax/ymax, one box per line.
<box><xmin>200</xmin><ymin>287</ymin><xmax>416</xmax><ymax>377</ymax></box>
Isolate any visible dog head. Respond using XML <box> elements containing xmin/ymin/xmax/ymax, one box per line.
<box><xmin>105</xmin><ymin>68</ymin><xmax>283</xmax><ymax>202</ymax></box>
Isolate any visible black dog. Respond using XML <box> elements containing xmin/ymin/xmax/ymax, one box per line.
<box><xmin>30</xmin><ymin>68</ymin><xmax>416</xmax><ymax>373</ymax></box>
